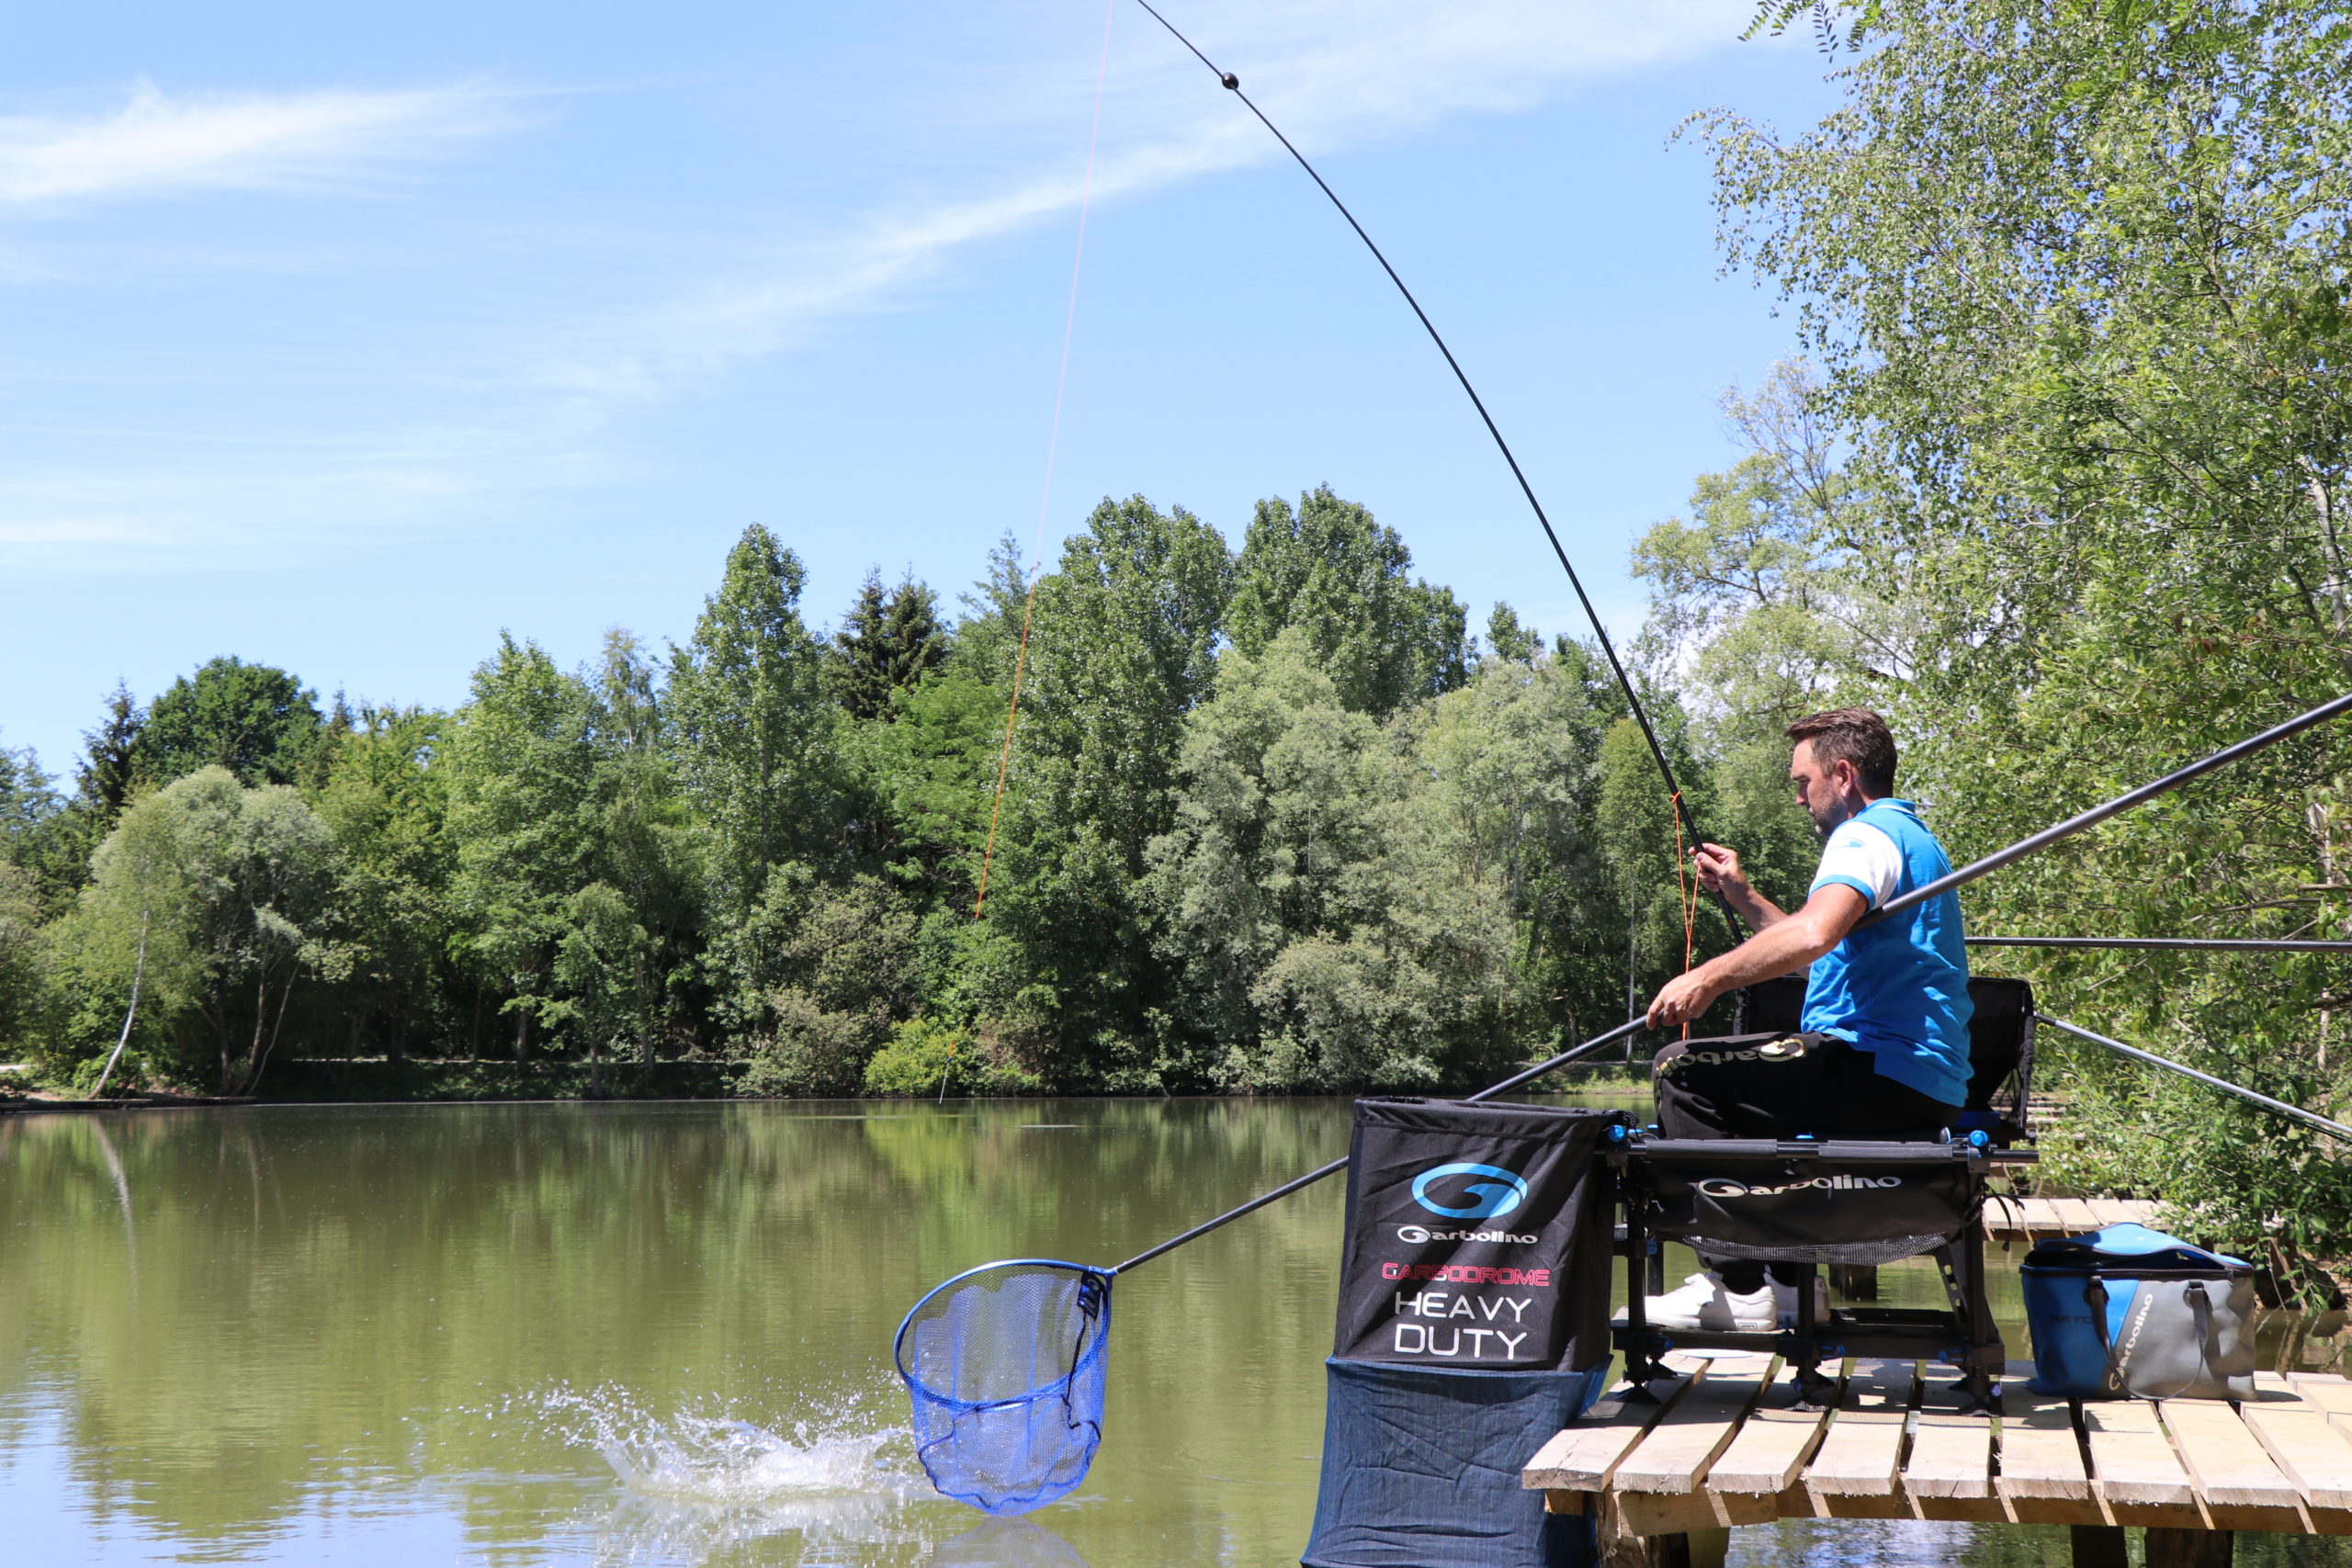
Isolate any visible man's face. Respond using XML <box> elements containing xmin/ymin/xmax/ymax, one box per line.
<box><xmin>1789</xmin><ymin>739</ymin><xmax>1860</xmax><ymax>836</ymax></box>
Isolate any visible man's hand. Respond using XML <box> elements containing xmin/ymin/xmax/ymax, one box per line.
<box><xmin>1642</xmin><ymin>884</ymin><xmax>1869</xmax><ymax>1033</ymax></box>
<box><xmin>1645</xmin><ymin>969</ymin><xmax>1720</xmax><ymax>1031</ymax></box>
<box><xmin>1690</xmin><ymin>842</ymin><xmax>1748</xmax><ymax>897</ymax></box>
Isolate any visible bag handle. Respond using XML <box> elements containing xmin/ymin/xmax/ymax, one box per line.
<box><xmin>2098</xmin><ymin>1280</ymin><xmax>2220</xmax><ymax>1401</ymax></box>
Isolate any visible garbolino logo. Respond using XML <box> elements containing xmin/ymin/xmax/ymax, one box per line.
<box><xmin>1411</xmin><ymin>1162</ymin><xmax>1530</xmax><ymax>1220</ymax></box>
<box><xmin>1696</xmin><ymin>1174</ymin><xmax>1905</xmax><ymax>1198</ymax></box>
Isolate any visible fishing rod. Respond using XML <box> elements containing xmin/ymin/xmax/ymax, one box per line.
<box><xmin>1857</xmin><ymin>689</ymin><xmax>2352</xmax><ymax>931</ymax></box>
<box><xmin>1972</xmin><ymin>936</ymin><xmax>2352</xmax><ymax>953</ymax></box>
<box><xmin>1111</xmin><ymin>1016</ymin><xmax>1646</xmax><ymax>1273</ymax></box>
<box><xmin>1126</xmin><ymin>0</ymin><xmax>1743</xmax><ymax>942</ymax></box>
<box><xmin>1119</xmin><ymin>690</ymin><xmax>2352</xmax><ymax>1271</ymax></box>
<box><xmin>2037</xmin><ymin>1013</ymin><xmax>2352</xmax><ymax>1142</ymax></box>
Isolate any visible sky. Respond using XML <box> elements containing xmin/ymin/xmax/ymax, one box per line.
<box><xmin>2</xmin><ymin>0</ymin><xmax>1843</xmax><ymax>777</ymax></box>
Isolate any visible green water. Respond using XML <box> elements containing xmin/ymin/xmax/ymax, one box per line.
<box><xmin>1</xmin><ymin>1099</ymin><xmax>2345</xmax><ymax>1567</ymax></box>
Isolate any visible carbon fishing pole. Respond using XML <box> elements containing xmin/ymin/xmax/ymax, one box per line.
<box><xmin>2037</xmin><ymin>1013</ymin><xmax>2352</xmax><ymax>1142</ymax></box>
<box><xmin>1109</xmin><ymin>1015</ymin><xmax>1646</xmax><ymax>1274</ymax></box>
<box><xmin>1856</xmin><ymin>689</ymin><xmax>2352</xmax><ymax>931</ymax></box>
<box><xmin>1126</xmin><ymin>0</ymin><xmax>1742</xmax><ymax>942</ymax></box>
<box><xmin>1971</xmin><ymin>936</ymin><xmax>2352</xmax><ymax>953</ymax></box>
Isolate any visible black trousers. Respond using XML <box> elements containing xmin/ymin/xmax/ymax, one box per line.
<box><xmin>1651</xmin><ymin>1032</ymin><xmax>1957</xmax><ymax>1291</ymax></box>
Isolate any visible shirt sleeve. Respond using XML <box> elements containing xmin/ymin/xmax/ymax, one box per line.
<box><xmin>1809</xmin><ymin>819</ymin><xmax>1902</xmax><ymax>909</ymax></box>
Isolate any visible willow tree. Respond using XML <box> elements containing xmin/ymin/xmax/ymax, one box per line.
<box><xmin>1706</xmin><ymin>0</ymin><xmax>2352</xmax><ymax>1260</ymax></box>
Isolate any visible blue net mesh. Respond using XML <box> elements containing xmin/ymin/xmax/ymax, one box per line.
<box><xmin>894</xmin><ymin>1260</ymin><xmax>1113</xmax><ymax>1516</ymax></box>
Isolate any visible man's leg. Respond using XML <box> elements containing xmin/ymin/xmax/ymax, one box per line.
<box><xmin>1654</xmin><ymin>1032</ymin><xmax>1951</xmax><ymax>1142</ymax></box>
<box><xmin>1645</xmin><ymin>1033</ymin><xmax>1956</xmax><ymax>1308</ymax></box>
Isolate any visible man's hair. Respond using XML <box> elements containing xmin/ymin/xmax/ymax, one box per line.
<box><xmin>1786</xmin><ymin>707</ymin><xmax>1897</xmax><ymax>796</ymax></box>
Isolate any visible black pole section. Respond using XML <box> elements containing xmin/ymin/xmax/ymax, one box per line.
<box><xmin>1972</xmin><ymin>936</ymin><xmax>2352</xmax><ymax>953</ymax></box>
<box><xmin>1858</xmin><ymin>690</ymin><xmax>2352</xmax><ymax>931</ymax></box>
<box><xmin>2037</xmin><ymin>1013</ymin><xmax>2352</xmax><ymax>1141</ymax></box>
<box><xmin>1124</xmin><ymin>0</ymin><xmax>1743</xmax><ymax>942</ymax></box>
<box><xmin>1110</xmin><ymin>1017</ymin><xmax>1646</xmax><ymax>1274</ymax></box>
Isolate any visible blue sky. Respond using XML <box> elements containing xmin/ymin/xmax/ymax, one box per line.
<box><xmin>3</xmin><ymin>0</ymin><xmax>1839</xmax><ymax>777</ymax></box>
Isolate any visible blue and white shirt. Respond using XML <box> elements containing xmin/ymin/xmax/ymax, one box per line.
<box><xmin>1800</xmin><ymin>798</ymin><xmax>1973</xmax><ymax>1106</ymax></box>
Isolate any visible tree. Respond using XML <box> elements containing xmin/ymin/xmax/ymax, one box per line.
<box><xmin>1702</xmin><ymin>0</ymin><xmax>2352</xmax><ymax>1260</ymax></box>
<box><xmin>78</xmin><ymin>682</ymin><xmax>143</xmax><ymax>820</ymax></box>
<box><xmin>80</xmin><ymin>767</ymin><xmax>340</xmax><ymax>1093</ymax></box>
<box><xmin>1485</xmin><ymin>604</ymin><xmax>1544</xmax><ymax>666</ymax></box>
<box><xmin>444</xmin><ymin>636</ymin><xmax>600</xmax><ymax>1059</ymax></box>
<box><xmin>1149</xmin><ymin>632</ymin><xmax>1620</xmax><ymax>1090</ymax></box>
<box><xmin>668</xmin><ymin>525</ymin><xmax>833</xmax><ymax>919</ymax></box>
<box><xmin>978</xmin><ymin>494</ymin><xmax>1233</xmax><ymax>1085</ymax></box>
<box><xmin>831</xmin><ymin>570</ymin><xmax>951</xmax><ymax>720</ymax></box>
<box><xmin>310</xmin><ymin>705</ymin><xmax>458</xmax><ymax>1059</ymax></box>
<box><xmin>134</xmin><ymin>657</ymin><xmax>323</xmax><ymax>789</ymax></box>
<box><xmin>1227</xmin><ymin>485</ymin><xmax>1471</xmax><ymax>715</ymax></box>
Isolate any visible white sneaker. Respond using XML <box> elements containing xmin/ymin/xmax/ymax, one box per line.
<box><xmin>1616</xmin><ymin>1271</ymin><xmax>1775</xmax><ymax>1331</ymax></box>
<box><xmin>1773</xmin><ymin>1275</ymin><xmax>1832</xmax><ymax>1328</ymax></box>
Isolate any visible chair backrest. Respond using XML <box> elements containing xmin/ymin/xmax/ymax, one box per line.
<box><xmin>1962</xmin><ymin>976</ymin><xmax>2034</xmax><ymax>1113</ymax></box>
<box><xmin>1732</xmin><ymin>973</ymin><xmax>2035</xmax><ymax>1132</ymax></box>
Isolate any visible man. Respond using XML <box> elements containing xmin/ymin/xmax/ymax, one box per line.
<box><xmin>1632</xmin><ymin>707</ymin><xmax>1973</xmax><ymax>1331</ymax></box>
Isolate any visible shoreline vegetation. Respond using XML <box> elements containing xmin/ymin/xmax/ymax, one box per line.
<box><xmin>3</xmin><ymin>1</ymin><xmax>2348</xmax><ymax>1275</ymax></box>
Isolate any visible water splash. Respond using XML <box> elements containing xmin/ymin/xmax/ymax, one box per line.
<box><xmin>516</xmin><ymin>1382</ymin><xmax>936</xmax><ymax>1564</ymax></box>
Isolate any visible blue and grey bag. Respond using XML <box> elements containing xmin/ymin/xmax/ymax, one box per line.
<box><xmin>2020</xmin><ymin>1222</ymin><xmax>2256</xmax><ymax>1401</ymax></box>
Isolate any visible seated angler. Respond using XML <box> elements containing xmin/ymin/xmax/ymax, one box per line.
<box><xmin>1632</xmin><ymin>706</ymin><xmax>1973</xmax><ymax>1331</ymax></box>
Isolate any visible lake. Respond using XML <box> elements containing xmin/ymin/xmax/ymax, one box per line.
<box><xmin>2</xmin><ymin>1099</ymin><xmax>2345</xmax><ymax>1566</ymax></box>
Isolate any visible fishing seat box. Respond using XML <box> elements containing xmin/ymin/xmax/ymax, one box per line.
<box><xmin>1614</xmin><ymin>977</ymin><xmax>2039</xmax><ymax>1407</ymax></box>
<box><xmin>1303</xmin><ymin>1098</ymin><xmax>1627</xmax><ymax>1568</ymax></box>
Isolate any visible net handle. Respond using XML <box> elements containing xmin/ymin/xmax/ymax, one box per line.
<box><xmin>1110</xmin><ymin>1016</ymin><xmax>1647</xmax><ymax>1274</ymax></box>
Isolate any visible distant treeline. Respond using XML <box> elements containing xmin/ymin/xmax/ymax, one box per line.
<box><xmin>6</xmin><ymin>0</ymin><xmax>2351</xmax><ymax>1267</ymax></box>
<box><xmin>0</xmin><ymin>487</ymin><xmax>1794</xmax><ymax>1100</ymax></box>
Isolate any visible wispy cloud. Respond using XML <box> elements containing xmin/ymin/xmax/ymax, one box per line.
<box><xmin>543</xmin><ymin>0</ymin><xmax>1764</xmax><ymax>400</ymax></box>
<box><xmin>0</xmin><ymin>79</ymin><xmax>527</xmax><ymax>209</ymax></box>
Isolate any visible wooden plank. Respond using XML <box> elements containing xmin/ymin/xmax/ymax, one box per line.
<box><xmin>2241</xmin><ymin>1400</ymin><xmax>2352</xmax><ymax>1510</ymax></box>
<box><xmin>1804</xmin><ymin>1359</ymin><xmax>1916</xmax><ymax>1496</ymax></box>
<box><xmin>2290</xmin><ymin>1373</ymin><xmax>2352</xmax><ymax>1419</ymax></box>
<box><xmin>1905</xmin><ymin>1381</ymin><xmax>1995</xmax><ymax>1500</ymax></box>
<box><xmin>2080</xmin><ymin>1399</ymin><xmax>2208</xmax><ymax>1529</ymax></box>
<box><xmin>1612</xmin><ymin>1357</ymin><xmax>1777</xmax><ymax>1495</ymax></box>
<box><xmin>2253</xmin><ymin>1371</ymin><xmax>2312</xmax><ymax>1406</ymax></box>
<box><xmin>1996</xmin><ymin>1379</ymin><xmax>2094</xmax><ymax>1522</ymax></box>
<box><xmin>2160</xmin><ymin>1399</ymin><xmax>2310</xmax><ymax>1532</ymax></box>
<box><xmin>1615</xmin><ymin>1487</ymin><xmax>1779</xmax><ymax>1536</ymax></box>
<box><xmin>2052</xmin><ymin>1197</ymin><xmax>2103</xmax><ymax>1235</ymax></box>
<box><xmin>1709</xmin><ymin>1373</ymin><xmax>1836</xmax><ymax>1495</ymax></box>
<box><xmin>1523</xmin><ymin>1367</ymin><xmax>1698</xmax><ymax>1491</ymax></box>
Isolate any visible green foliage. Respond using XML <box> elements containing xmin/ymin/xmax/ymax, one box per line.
<box><xmin>668</xmin><ymin>525</ymin><xmax>834</xmax><ymax>919</ymax></box>
<box><xmin>66</xmin><ymin>767</ymin><xmax>341</xmax><ymax>1093</ymax></box>
<box><xmin>1227</xmin><ymin>485</ymin><xmax>1470</xmax><ymax>715</ymax></box>
<box><xmin>1697</xmin><ymin>0</ymin><xmax>2352</xmax><ymax>1253</ymax></box>
<box><xmin>133</xmin><ymin>657</ymin><xmax>323</xmax><ymax>790</ymax></box>
<box><xmin>1148</xmin><ymin>631</ymin><xmax>1623</xmax><ymax>1091</ymax></box>
<box><xmin>1485</xmin><ymin>604</ymin><xmax>1544</xmax><ymax>666</ymax></box>
<box><xmin>831</xmin><ymin>570</ymin><xmax>951</xmax><ymax>721</ymax></box>
<box><xmin>856</xmin><ymin>1015</ymin><xmax>1036</xmax><ymax>1096</ymax></box>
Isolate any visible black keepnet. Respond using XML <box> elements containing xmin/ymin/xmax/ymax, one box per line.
<box><xmin>1628</xmin><ymin>1138</ymin><xmax>1979</xmax><ymax>1266</ymax></box>
<box><xmin>1333</xmin><ymin>1098</ymin><xmax>1626</xmax><ymax>1371</ymax></box>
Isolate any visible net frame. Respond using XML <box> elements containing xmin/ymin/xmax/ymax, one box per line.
<box><xmin>894</xmin><ymin>1258</ymin><xmax>1114</xmax><ymax>1516</ymax></box>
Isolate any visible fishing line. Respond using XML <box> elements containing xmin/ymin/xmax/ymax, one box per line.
<box><xmin>975</xmin><ymin>0</ymin><xmax>1120</xmax><ymax>919</ymax></box>
<box><xmin>1127</xmin><ymin>0</ymin><xmax>1744</xmax><ymax>942</ymax></box>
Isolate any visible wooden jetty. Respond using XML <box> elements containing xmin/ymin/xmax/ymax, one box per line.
<box><xmin>1984</xmin><ymin>1195</ymin><xmax>2161</xmax><ymax>1247</ymax></box>
<box><xmin>1525</xmin><ymin>1354</ymin><xmax>2352</xmax><ymax>1565</ymax></box>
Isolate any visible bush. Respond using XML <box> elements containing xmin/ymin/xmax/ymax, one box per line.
<box><xmin>862</xmin><ymin>1017</ymin><xmax>1038</xmax><ymax>1097</ymax></box>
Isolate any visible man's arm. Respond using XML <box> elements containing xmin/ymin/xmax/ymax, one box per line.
<box><xmin>1645</xmin><ymin>883</ymin><xmax>1868</xmax><ymax>1031</ymax></box>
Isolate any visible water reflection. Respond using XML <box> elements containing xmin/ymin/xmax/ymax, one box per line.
<box><xmin>14</xmin><ymin>1098</ymin><xmax>2352</xmax><ymax>1567</ymax></box>
<box><xmin>925</xmin><ymin>1518</ymin><xmax>1089</xmax><ymax>1566</ymax></box>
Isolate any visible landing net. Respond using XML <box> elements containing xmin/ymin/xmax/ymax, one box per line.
<box><xmin>893</xmin><ymin>1260</ymin><xmax>1113</xmax><ymax>1516</ymax></box>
